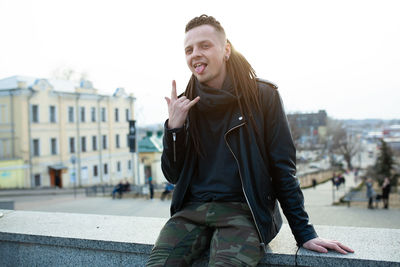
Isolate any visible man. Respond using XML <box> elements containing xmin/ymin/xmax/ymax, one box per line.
<box><xmin>147</xmin><ymin>15</ymin><xmax>353</xmax><ymax>266</ymax></box>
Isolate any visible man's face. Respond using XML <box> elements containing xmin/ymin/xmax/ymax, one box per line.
<box><xmin>184</xmin><ymin>25</ymin><xmax>230</xmax><ymax>89</ymax></box>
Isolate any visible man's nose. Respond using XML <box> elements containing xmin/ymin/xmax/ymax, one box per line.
<box><xmin>191</xmin><ymin>47</ymin><xmax>202</xmax><ymax>58</ymax></box>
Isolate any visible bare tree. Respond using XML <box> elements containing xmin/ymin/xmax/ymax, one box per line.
<box><xmin>287</xmin><ymin>114</ymin><xmax>303</xmax><ymax>149</ymax></box>
<box><xmin>327</xmin><ymin>118</ymin><xmax>360</xmax><ymax>170</ymax></box>
<box><xmin>51</xmin><ymin>67</ymin><xmax>88</xmax><ymax>82</ymax></box>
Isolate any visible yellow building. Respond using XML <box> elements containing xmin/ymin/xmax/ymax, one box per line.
<box><xmin>0</xmin><ymin>75</ymin><xmax>136</xmax><ymax>188</ymax></box>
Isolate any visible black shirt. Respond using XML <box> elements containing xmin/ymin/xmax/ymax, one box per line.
<box><xmin>187</xmin><ymin>76</ymin><xmax>245</xmax><ymax>203</ymax></box>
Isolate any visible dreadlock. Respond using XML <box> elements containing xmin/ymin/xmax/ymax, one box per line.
<box><xmin>184</xmin><ymin>14</ymin><xmax>262</xmax><ymax>156</ymax></box>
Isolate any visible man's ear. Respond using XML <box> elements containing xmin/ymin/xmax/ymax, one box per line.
<box><xmin>224</xmin><ymin>41</ymin><xmax>231</xmax><ymax>60</ymax></box>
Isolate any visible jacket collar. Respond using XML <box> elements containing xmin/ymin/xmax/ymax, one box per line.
<box><xmin>226</xmin><ymin>108</ymin><xmax>246</xmax><ymax>133</ymax></box>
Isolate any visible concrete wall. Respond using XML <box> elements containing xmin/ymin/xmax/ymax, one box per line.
<box><xmin>0</xmin><ymin>209</ymin><xmax>399</xmax><ymax>266</ymax></box>
<box><xmin>0</xmin><ymin>159</ymin><xmax>27</xmax><ymax>188</ymax></box>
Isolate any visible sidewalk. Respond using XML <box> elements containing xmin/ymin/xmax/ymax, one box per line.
<box><xmin>3</xmin><ymin>170</ymin><xmax>400</xmax><ymax>229</ymax></box>
<box><xmin>0</xmin><ymin>187</ymin><xmax>86</xmax><ymax>197</ymax></box>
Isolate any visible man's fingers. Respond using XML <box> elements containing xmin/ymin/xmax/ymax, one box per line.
<box><xmin>187</xmin><ymin>96</ymin><xmax>200</xmax><ymax>109</ymax></box>
<box><xmin>337</xmin><ymin>243</ymin><xmax>354</xmax><ymax>253</ymax></box>
<box><xmin>171</xmin><ymin>95</ymin><xmax>200</xmax><ymax>110</ymax></box>
<box><xmin>171</xmin><ymin>80</ymin><xmax>177</xmax><ymax>100</ymax></box>
<box><xmin>324</xmin><ymin>242</ymin><xmax>347</xmax><ymax>254</ymax></box>
<box><xmin>165</xmin><ymin>97</ymin><xmax>171</xmax><ymax>105</ymax></box>
<box><xmin>319</xmin><ymin>240</ymin><xmax>350</xmax><ymax>255</ymax></box>
<box><xmin>303</xmin><ymin>238</ymin><xmax>354</xmax><ymax>255</ymax></box>
<box><xmin>307</xmin><ymin>243</ymin><xmax>328</xmax><ymax>253</ymax></box>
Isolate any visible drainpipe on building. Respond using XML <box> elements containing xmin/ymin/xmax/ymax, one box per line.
<box><xmin>75</xmin><ymin>94</ymin><xmax>82</xmax><ymax>187</ymax></box>
<box><xmin>27</xmin><ymin>88</ymin><xmax>37</xmax><ymax>188</ymax></box>
<box><xmin>97</xmin><ymin>95</ymin><xmax>104</xmax><ymax>184</ymax></box>
<box><xmin>9</xmin><ymin>90</ymin><xmax>15</xmax><ymax>158</ymax></box>
<box><xmin>107</xmin><ymin>96</ymin><xmax>112</xmax><ymax>184</ymax></box>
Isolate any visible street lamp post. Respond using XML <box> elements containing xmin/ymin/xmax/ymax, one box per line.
<box><xmin>128</xmin><ymin>120</ymin><xmax>137</xmax><ymax>184</ymax></box>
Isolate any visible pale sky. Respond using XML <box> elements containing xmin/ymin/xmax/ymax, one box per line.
<box><xmin>1</xmin><ymin>0</ymin><xmax>399</xmax><ymax>126</ymax></box>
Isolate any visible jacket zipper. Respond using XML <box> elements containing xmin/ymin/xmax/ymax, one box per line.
<box><xmin>224</xmin><ymin>123</ymin><xmax>266</xmax><ymax>248</ymax></box>
<box><xmin>172</xmin><ymin>132</ymin><xmax>177</xmax><ymax>162</ymax></box>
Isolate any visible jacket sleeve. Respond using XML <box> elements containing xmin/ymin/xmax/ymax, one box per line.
<box><xmin>161</xmin><ymin>119</ymin><xmax>187</xmax><ymax>184</ymax></box>
<box><xmin>265</xmin><ymin>88</ymin><xmax>318</xmax><ymax>246</ymax></box>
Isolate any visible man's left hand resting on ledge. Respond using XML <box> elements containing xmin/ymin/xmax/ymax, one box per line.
<box><xmin>303</xmin><ymin>237</ymin><xmax>355</xmax><ymax>254</ymax></box>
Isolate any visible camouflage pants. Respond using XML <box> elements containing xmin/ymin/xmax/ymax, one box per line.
<box><xmin>146</xmin><ymin>202</ymin><xmax>264</xmax><ymax>267</ymax></box>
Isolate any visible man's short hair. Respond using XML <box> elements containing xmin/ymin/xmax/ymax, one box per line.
<box><xmin>185</xmin><ymin>14</ymin><xmax>226</xmax><ymax>37</ymax></box>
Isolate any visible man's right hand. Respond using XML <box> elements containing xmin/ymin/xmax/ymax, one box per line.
<box><xmin>165</xmin><ymin>80</ymin><xmax>200</xmax><ymax>129</ymax></box>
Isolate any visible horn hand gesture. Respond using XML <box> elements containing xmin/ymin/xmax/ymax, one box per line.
<box><xmin>165</xmin><ymin>80</ymin><xmax>200</xmax><ymax>129</ymax></box>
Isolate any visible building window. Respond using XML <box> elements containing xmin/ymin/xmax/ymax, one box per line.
<box><xmin>101</xmin><ymin>107</ymin><xmax>106</xmax><ymax>122</ymax></box>
<box><xmin>51</xmin><ymin>138</ymin><xmax>57</xmax><ymax>155</ymax></box>
<box><xmin>0</xmin><ymin>104</ymin><xmax>8</xmax><ymax>124</ymax></box>
<box><xmin>104</xmin><ymin>163</ymin><xmax>108</xmax><ymax>175</ymax></box>
<box><xmin>33</xmin><ymin>139</ymin><xmax>40</xmax><ymax>156</ymax></box>
<box><xmin>126</xmin><ymin>108</ymin><xmax>130</xmax><ymax>121</ymax></box>
<box><xmin>91</xmin><ymin>107</ymin><xmax>96</xmax><ymax>122</ymax></box>
<box><xmin>34</xmin><ymin>174</ymin><xmax>41</xmax><ymax>187</ymax></box>
<box><xmin>128</xmin><ymin>160</ymin><xmax>131</xmax><ymax>170</ymax></box>
<box><xmin>116</xmin><ymin>134</ymin><xmax>120</xmax><ymax>148</ymax></box>
<box><xmin>115</xmin><ymin>108</ymin><xmax>119</xmax><ymax>122</ymax></box>
<box><xmin>81</xmin><ymin>136</ymin><xmax>86</xmax><ymax>152</ymax></box>
<box><xmin>69</xmin><ymin>137</ymin><xmax>75</xmax><ymax>153</ymax></box>
<box><xmin>68</xmin><ymin>106</ymin><xmax>74</xmax><ymax>123</ymax></box>
<box><xmin>49</xmin><ymin>106</ymin><xmax>56</xmax><ymax>123</ymax></box>
<box><xmin>92</xmin><ymin>136</ymin><xmax>97</xmax><ymax>151</ymax></box>
<box><xmin>102</xmin><ymin>135</ymin><xmax>107</xmax><ymax>149</ymax></box>
<box><xmin>93</xmin><ymin>165</ymin><xmax>98</xmax><ymax>177</ymax></box>
<box><xmin>32</xmin><ymin>105</ymin><xmax>39</xmax><ymax>123</ymax></box>
<box><xmin>80</xmin><ymin>107</ymin><xmax>85</xmax><ymax>122</ymax></box>
<box><xmin>117</xmin><ymin>161</ymin><xmax>121</xmax><ymax>172</ymax></box>
<box><xmin>0</xmin><ymin>139</ymin><xmax>12</xmax><ymax>159</ymax></box>
<box><xmin>0</xmin><ymin>140</ymin><xmax>7</xmax><ymax>159</ymax></box>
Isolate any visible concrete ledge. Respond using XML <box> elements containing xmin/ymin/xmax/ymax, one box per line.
<box><xmin>0</xmin><ymin>209</ymin><xmax>399</xmax><ymax>266</ymax></box>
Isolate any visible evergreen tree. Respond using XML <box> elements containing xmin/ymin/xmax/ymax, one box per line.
<box><xmin>375</xmin><ymin>139</ymin><xmax>393</xmax><ymax>183</ymax></box>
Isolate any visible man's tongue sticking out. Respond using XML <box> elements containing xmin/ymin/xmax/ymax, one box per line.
<box><xmin>195</xmin><ymin>64</ymin><xmax>206</xmax><ymax>74</ymax></box>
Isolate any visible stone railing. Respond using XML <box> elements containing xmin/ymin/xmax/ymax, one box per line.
<box><xmin>0</xmin><ymin>209</ymin><xmax>399</xmax><ymax>266</ymax></box>
<box><xmin>298</xmin><ymin>169</ymin><xmax>334</xmax><ymax>188</ymax></box>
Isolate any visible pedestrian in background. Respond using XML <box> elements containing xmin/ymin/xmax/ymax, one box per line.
<box><xmin>366</xmin><ymin>178</ymin><xmax>375</xmax><ymax>209</ymax></box>
<box><xmin>382</xmin><ymin>177</ymin><xmax>391</xmax><ymax>209</ymax></box>
<box><xmin>148</xmin><ymin>175</ymin><xmax>154</xmax><ymax>200</ymax></box>
<box><xmin>160</xmin><ymin>183</ymin><xmax>174</xmax><ymax>201</ymax></box>
<box><xmin>339</xmin><ymin>173</ymin><xmax>346</xmax><ymax>188</ymax></box>
<box><xmin>112</xmin><ymin>180</ymin><xmax>123</xmax><ymax>199</ymax></box>
<box><xmin>312</xmin><ymin>178</ymin><xmax>317</xmax><ymax>189</ymax></box>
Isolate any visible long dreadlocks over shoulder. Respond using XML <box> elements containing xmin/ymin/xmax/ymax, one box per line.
<box><xmin>184</xmin><ymin>14</ymin><xmax>262</xmax><ymax>155</ymax></box>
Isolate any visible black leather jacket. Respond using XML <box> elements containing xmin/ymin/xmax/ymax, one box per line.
<box><xmin>161</xmin><ymin>78</ymin><xmax>317</xmax><ymax>248</ymax></box>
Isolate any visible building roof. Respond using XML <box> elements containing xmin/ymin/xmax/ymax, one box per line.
<box><xmin>0</xmin><ymin>75</ymin><xmax>136</xmax><ymax>101</ymax></box>
<box><xmin>0</xmin><ymin>75</ymin><xmax>80</xmax><ymax>92</ymax></box>
<box><xmin>138</xmin><ymin>134</ymin><xmax>163</xmax><ymax>153</ymax></box>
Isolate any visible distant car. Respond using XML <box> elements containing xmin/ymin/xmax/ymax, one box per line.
<box><xmin>309</xmin><ymin>163</ymin><xmax>321</xmax><ymax>169</ymax></box>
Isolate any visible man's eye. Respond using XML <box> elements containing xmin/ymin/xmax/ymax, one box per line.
<box><xmin>202</xmin><ymin>44</ymin><xmax>209</xmax><ymax>49</ymax></box>
<box><xmin>185</xmin><ymin>49</ymin><xmax>192</xmax><ymax>54</ymax></box>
